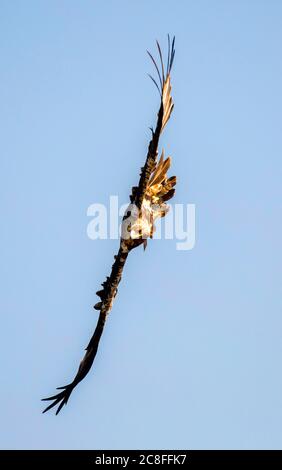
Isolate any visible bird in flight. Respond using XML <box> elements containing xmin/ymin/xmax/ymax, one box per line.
<box><xmin>42</xmin><ymin>35</ymin><xmax>176</xmax><ymax>415</ymax></box>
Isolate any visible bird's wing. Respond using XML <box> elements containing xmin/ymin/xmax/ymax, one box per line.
<box><xmin>133</xmin><ymin>35</ymin><xmax>175</xmax><ymax>209</ymax></box>
<box><xmin>42</xmin><ymin>312</ymin><xmax>107</xmax><ymax>415</ymax></box>
<box><xmin>42</xmin><ymin>36</ymin><xmax>175</xmax><ymax>415</ymax></box>
<box><xmin>42</xmin><ymin>247</ymin><xmax>128</xmax><ymax>414</ymax></box>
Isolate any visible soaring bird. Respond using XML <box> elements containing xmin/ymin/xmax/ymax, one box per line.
<box><xmin>42</xmin><ymin>36</ymin><xmax>176</xmax><ymax>415</ymax></box>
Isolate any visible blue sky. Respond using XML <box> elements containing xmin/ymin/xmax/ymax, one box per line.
<box><xmin>1</xmin><ymin>0</ymin><xmax>282</xmax><ymax>449</ymax></box>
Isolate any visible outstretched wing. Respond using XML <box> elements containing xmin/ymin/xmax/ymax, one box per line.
<box><xmin>42</xmin><ymin>247</ymin><xmax>129</xmax><ymax>415</ymax></box>
<box><xmin>42</xmin><ymin>311</ymin><xmax>107</xmax><ymax>415</ymax></box>
<box><xmin>133</xmin><ymin>35</ymin><xmax>175</xmax><ymax>209</ymax></box>
<box><xmin>42</xmin><ymin>36</ymin><xmax>175</xmax><ymax>415</ymax></box>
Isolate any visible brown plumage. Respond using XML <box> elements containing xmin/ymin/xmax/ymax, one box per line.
<box><xmin>42</xmin><ymin>35</ymin><xmax>176</xmax><ymax>415</ymax></box>
<box><xmin>128</xmin><ymin>151</ymin><xmax>176</xmax><ymax>244</ymax></box>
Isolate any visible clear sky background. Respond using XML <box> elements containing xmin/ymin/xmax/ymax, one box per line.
<box><xmin>1</xmin><ymin>0</ymin><xmax>282</xmax><ymax>450</ymax></box>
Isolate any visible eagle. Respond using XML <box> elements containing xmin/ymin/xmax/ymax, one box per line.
<box><xmin>42</xmin><ymin>36</ymin><xmax>176</xmax><ymax>414</ymax></box>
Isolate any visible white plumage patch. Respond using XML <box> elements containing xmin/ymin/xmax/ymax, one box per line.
<box><xmin>128</xmin><ymin>150</ymin><xmax>176</xmax><ymax>245</ymax></box>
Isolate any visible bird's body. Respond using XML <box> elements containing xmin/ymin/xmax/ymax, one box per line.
<box><xmin>126</xmin><ymin>153</ymin><xmax>176</xmax><ymax>245</ymax></box>
<box><xmin>42</xmin><ymin>36</ymin><xmax>176</xmax><ymax>415</ymax></box>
